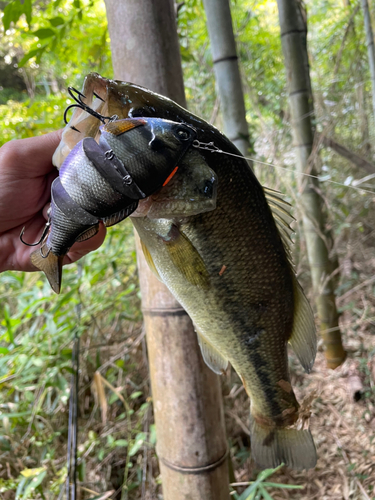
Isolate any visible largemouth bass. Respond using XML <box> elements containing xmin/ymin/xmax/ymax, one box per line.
<box><xmin>31</xmin><ymin>116</ymin><xmax>197</xmax><ymax>293</ymax></box>
<box><xmin>54</xmin><ymin>73</ymin><xmax>317</xmax><ymax>470</ymax></box>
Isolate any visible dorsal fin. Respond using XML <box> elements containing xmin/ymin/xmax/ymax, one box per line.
<box><xmin>263</xmin><ymin>187</ymin><xmax>316</xmax><ymax>372</ymax></box>
<box><xmin>289</xmin><ymin>277</ymin><xmax>317</xmax><ymax>372</ymax></box>
<box><xmin>263</xmin><ymin>186</ymin><xmax>295</xmax><ymax>265</ymax></box>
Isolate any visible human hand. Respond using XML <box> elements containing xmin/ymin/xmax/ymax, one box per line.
<box><xmin>0</xmin><ymin>131</ymin><xmax>106</xmax><ymax>273</ymax></box>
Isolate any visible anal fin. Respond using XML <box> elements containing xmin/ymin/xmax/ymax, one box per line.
<box><xmin>196</xmin><ymin>329</ymin><xmax>228</xmax><ymax>375</ymax></box>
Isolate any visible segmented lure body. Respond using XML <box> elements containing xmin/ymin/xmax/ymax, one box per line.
<box><xmin>30</xmin><ymin>117</ymin><xmax>197</xmax><ymax>292</ymax></box>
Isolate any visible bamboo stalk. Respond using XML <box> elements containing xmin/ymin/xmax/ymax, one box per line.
<box><xmin>361</xmin><ymin>0</ymin><xmax>375</xmax><ymax>126</ymax></box>
<box><xmin>276</xmin><ymin>0</ymin><xmax>346</xmax><ymax>369</ymax></box>
<box><xmin>104</xmin><ymin>0</ymin><xmax>230</xmax><ymax>498</ymax></box>
<box><xmin>203</xmin><ymin>0</ymin><xmax>252</xmax><ymax>157</ymax></box>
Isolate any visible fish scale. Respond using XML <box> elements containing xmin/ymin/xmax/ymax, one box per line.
<box><xmin>60</xmin><ymin>143</ymin><xmax>124</xmax><ymax>213</ymax></box>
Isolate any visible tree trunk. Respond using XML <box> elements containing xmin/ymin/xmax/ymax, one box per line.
<box><xmin>361</xmin><ymin>0</ymin><xmax>375</xmax><ymax>126</ymax></box>
<box><xmin>276</xmin><ymin>0</ymin><xmax>346</xmax><ymax>369</ymax></box>
<box><xmin>104</xmin><ymin>1</ymin><xmax>230</xmax><ymax>499</ymax></box>
<box><xmin>202</xmin><ymin>0</ymin><xmax>252</xmax><ymax>157</ymax></box>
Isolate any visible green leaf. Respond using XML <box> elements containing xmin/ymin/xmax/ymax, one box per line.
<box><xmin>32</xmin><ymin>28</ymin><xmax>55</xmax><ymax>39</ymax></box>
<box><xmin>22</xmin><ymin>470</ymin><xmax>46</xmax><ymax>498</ymax></box>
<box><xmin>3</xmin><ymin>305</ymin><xmax>14</xmax><ymax>344</ymax></box>
<box><xmin>0</xmin><ymin>348</ymin><xmax>9</xmax><ymax>355</ymax></box>
<box><xmin>258</xmin><ymin>485</ymin><xmax>273</xmax><ymax>500</ymax></box>
<box><xmin>18</xmin><ymin>47</ymin><xmax>43</xmax><ymax>67</ymax></box>
<box><xmin>3</xmin><ymin>1</ymin><xmax>19</xmax><ymax>31</ymax></box>
<box><xmin>0</xmin><ymin>411</ymin><xmax>31</xmax><ymax>419</ymax></box>
<box><xmin>128</xmin><ymin>432</ymin><xmax>146</xmax><ymax>457</ymax></box>
<box><xmin>23</xmin><ymin>0</ymin><xmax>32</xmax><ymax>25</ymax></box>
<box><xmin>2</xmin><ymin>0</ymin><xmax>31</xmax><ymax>30</ymax></box>
<box><xmin>130</xmin><ymin>391</ymin><xmax>142</xmax><ymax>399</ymax></box>
<box><xmin>262</xmin><ymin>482</ymin><xmax>303</xmax><ymax>489</ymax></box>
<box><xmin>49</xmin><ymin>16</ymin><xmax>65</xmax><ymax>27</ymax></box>
<box><xmin>114</xmin><ymin>439</ymin><xmax>128</xmax><ymax>447</ymax></box>
<box><xmin>149</xmin><ymin>424</ymin><xmax>157</xmax><ymax>446</ymax></box>
<box><xmin>237</xmin><ymin>482</ymin><xmax>258</xmax><ymax>500</ymax></box>
<box><xmin>15</xmin><ymin>475</ymin><xmax>28</xmax><ymax>500</ymax></box>
<box><xmin>236</xmin><ymin>465</ymin><xmax>284</xmax><ymax>500</ymax></box>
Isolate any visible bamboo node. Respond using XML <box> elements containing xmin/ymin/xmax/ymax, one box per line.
<box><xmin>158</xmin><ymin>447</ymin><xmax>229</xmax><ymax>475</ymax></box>
<box><xmin>142</xmin><ymin>307</ymin><xmax>188</xmax><ymax>317</ymax></box>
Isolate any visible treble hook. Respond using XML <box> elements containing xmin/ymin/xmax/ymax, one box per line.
<box><xmin>63</xmin><ymin>87</ymin><xmax>112</xmax><ymax>128</ymax></box>
<box><xmin>19</xmin><ymin>221</ymin><xmax>50</xmax><ymax>247</ymax></box>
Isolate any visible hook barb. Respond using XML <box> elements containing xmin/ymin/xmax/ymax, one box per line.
<box><xmin>63</xmin><ymin>87</ymin><xmax>111</xmax><ymax>126</ymax></box>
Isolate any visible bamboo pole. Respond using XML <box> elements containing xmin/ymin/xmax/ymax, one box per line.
<box><xmin>361</xmin><ymin>0</ymin><xmax>375</xmax><ymax>126</ymax></box>
<box><xmin>276</xmin><ymin>0</ymin><xmax>346</xmax><ymax>369</ymax></box>
<box><xmin>103</xmin><ymin>1</ymin><xmax>230</xmax><ymax>498</ymax></box>
<box><xmin>202</xmin><ymin>0</ymin><xmax>252</xmax><ymax>157</ymax></box>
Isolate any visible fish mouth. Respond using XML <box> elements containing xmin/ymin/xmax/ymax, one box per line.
<box><xmin>53</xmin><ymin>73</ymin><xmax>132</xmax><ymax>169</ymax></box>
<box><xmin>148</xmin><ymin>198</ymin><xmax>217</xmax><ymax>218</ymax></box>
<box><xmin>132</xmin><ymin>197</ymin><xmax>217</xmax><ymax>219</ymax></box>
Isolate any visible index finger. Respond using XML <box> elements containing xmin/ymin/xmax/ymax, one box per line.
<box><xmin>0</xmin><ymin>129</ymin><xmax>63</xmax><ymax>178</ymax></box>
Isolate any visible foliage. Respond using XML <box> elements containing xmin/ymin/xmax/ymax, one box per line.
<box><xmin>230</xmin><ymin>465</ymin><xmax>303</xmax><ymax>499</ymax></box>
<box><xmin>0</xmin><ymin>221</ymin><xmax>152</xmax><ymax>498</ymax></box>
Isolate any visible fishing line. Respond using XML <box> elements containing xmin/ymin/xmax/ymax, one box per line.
<box><xmin>192</xmin><ymin>140</ymin><xmax>375</xmax><ymax>196</ymax></box>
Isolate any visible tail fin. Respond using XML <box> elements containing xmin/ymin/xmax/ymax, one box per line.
<box><xmin>249</xmin><ymin>414</ymin><xmax>317</xmax><ymax>470</ymax></box>
<box><xmin>31</xmin><ymin>246</ymin><xmax>64</xmax><ymax>294</ymax></box>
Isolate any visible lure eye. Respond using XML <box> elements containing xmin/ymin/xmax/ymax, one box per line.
<box><xmin>175</xmin><ymin>126</ymin><xmax>192</xmax><ymax>141</ymax></box>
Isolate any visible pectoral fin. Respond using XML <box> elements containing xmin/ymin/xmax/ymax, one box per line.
<box><xmin>288</xmin><ymin>277</ymin><xmax>317</xmax><ymax>373</ymax></box>
<box><xmin>196</xmin><ymin>329</ymin><xmax>228</xmax><ymax>375</ymax></box>
<box><xmin>140</xmin><ymin>239</ymin><xmax>162</xmax><ymax>282</ymax></box>
<box><xmin>164</xmin><ymin>227</ymin><xmax>210</xmax><ymax>290</ymax></box>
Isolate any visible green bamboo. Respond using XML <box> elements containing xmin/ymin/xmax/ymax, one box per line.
<box><xmin>103</xmin><ymin>0</ymin><xmax>230</xmax><ymax>498</ymax></box>
<box><xmin>276</xmin><ymin>0</ymin><xmax>346</xmax><ymax>369</ymax></box>
<box><xmin>361</xmin><ymin>0</ymin><xmax>375</xmax><ymax>126</ymax></box>
<box><xmin>203</xmin><ymin>0</ymin><xmax>252</xmax><ymax>157</ymax></box>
